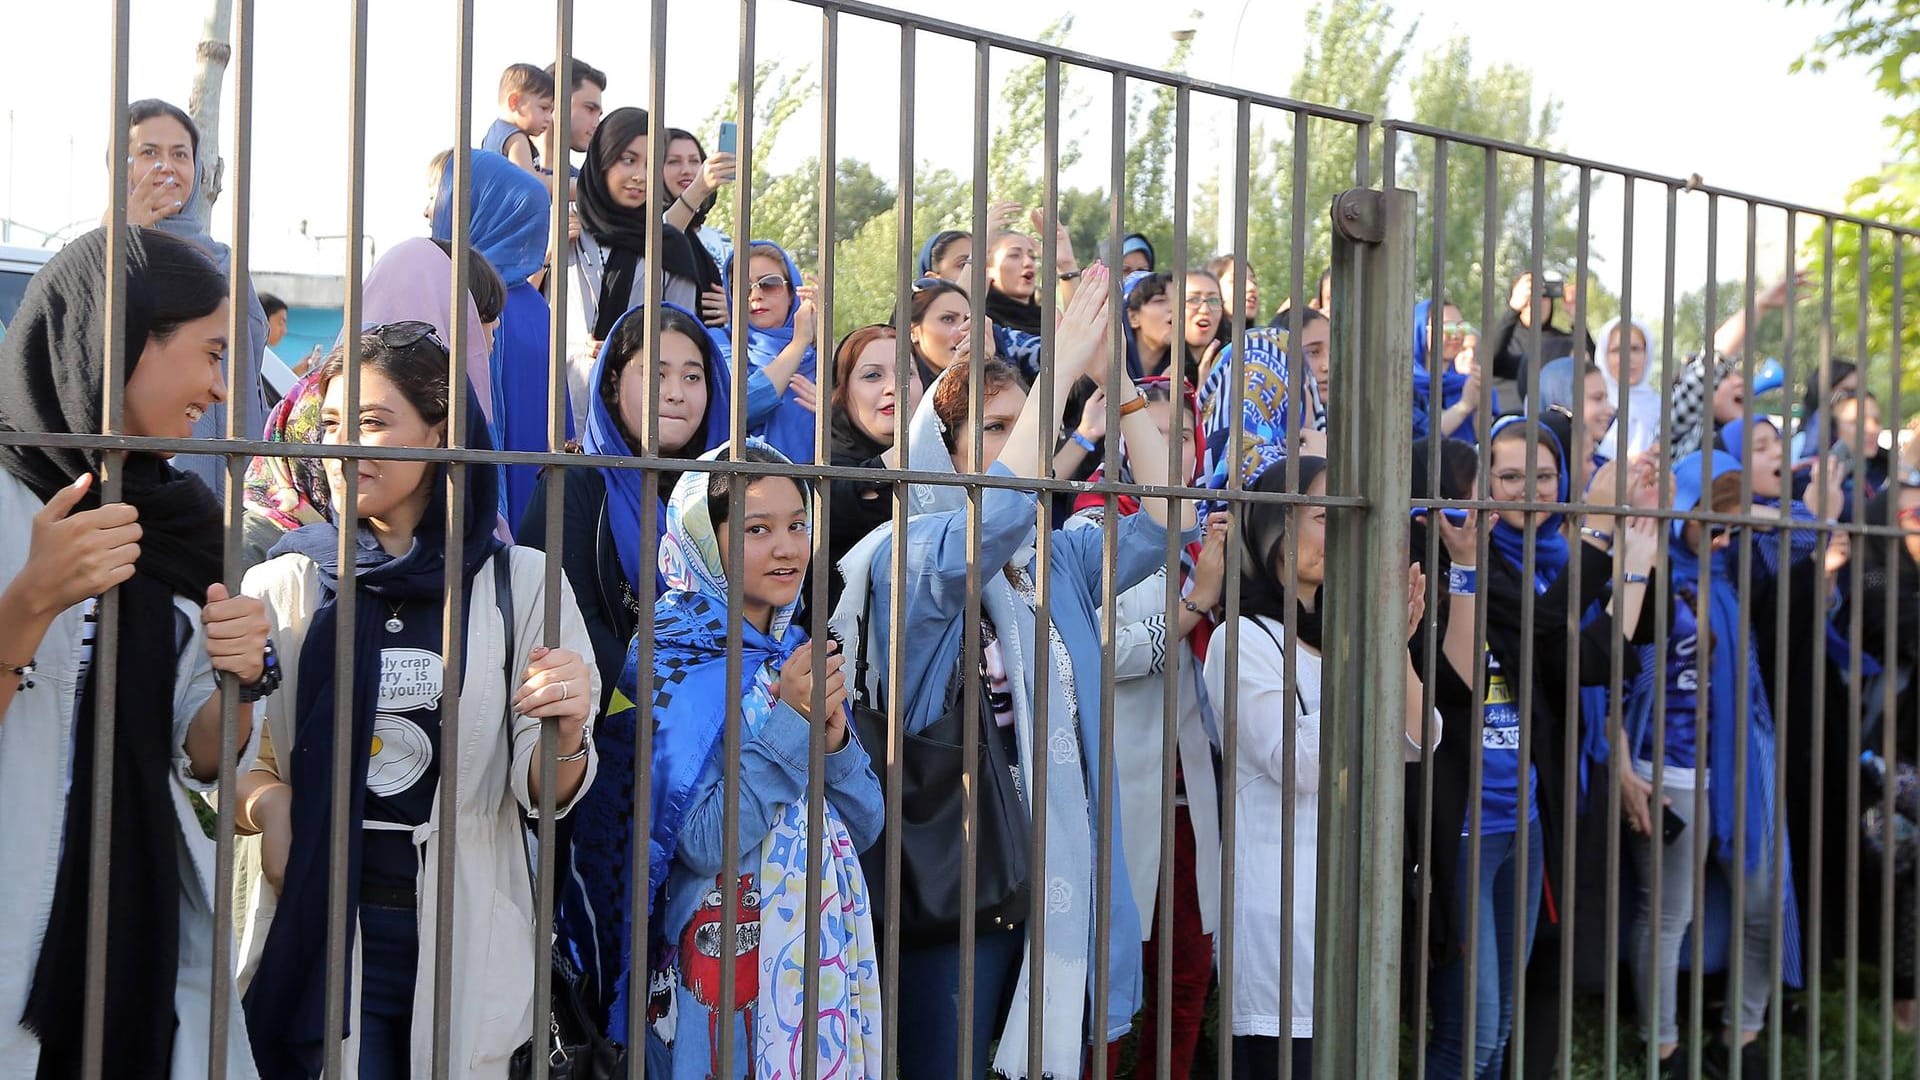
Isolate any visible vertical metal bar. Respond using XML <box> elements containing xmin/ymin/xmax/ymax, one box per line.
<box><xmin>621</xmin><ymin>2</ymin><xmax>670</xmax><ymax>1071</ymax></box>
<box><xmin>877</xmin><ymin>25</ymin><xmax>914</xmax><ymax>1080</ymax></box>
<box><xmin>322</xmin><ymin>2</ymin><xmax>371</xmax><ymax>1073</ymax></box>
<box><xmin>1149</xmin><ymin>80</ymin><xmax>1193</xmax><ymax>1080</ymax></box>
<box><xmin>1409</xmin><ymin>131</ymin><xmax>1448</xmax><ymax>1080</ymax></box>
<box><xmin>1023</xmin><ymin>48</ymin><xmax>1061</xmax><ymax>1080</ymax></box>
<box><xmin>797</xmin><ymin>9</ymin><xmax>839</xmax><ymax>1080</ymax></box>
<box><xmin>1318</xmin><ymin>181</ymin><xmax>1415</xmax><ymax>1078</ymax></box>
<box><xmin>1686</xmin><ymin>195</ymin><xmax>1720</xmax><ymax>1080</ymax></box>
<box><xmin>1726</xmin><ymin>201</ymin><xmax>1759</xmax><ymax>1080</ymax></box>
<box><xmin>1843</xmin><ymin>219</ymin><xmax>1873</xmax><ymax>1080</ymax></box>
<box><xmin>428</xmin><ymin>3</ymin><xmax>475</xmax><ymax>1076</ymax></box>
<box><xmin>1768</xmin><ymin>210</ymin><xmax>1798</xmax><ymax>1080</ymax></box>
<box><xmin>1281</xmin><ymin>107</ymin><xmax>1310</xmax><ymax>1080</ymax></box>
<box><xmin>1556</xmin><ymin>161</ymin><xmax>1594</xmax><ymax>1080</ymax></box>
<box><xmin>206</xmin><ymin>0</ymin><xmax>254</xmax><ymax>1073</ymax></box>
<box><xmin>717</xmin><ymin>6</ymin><xmax>757</xmax><ymax>1079</ymax></box>
<box><xmin>1603</xmin><ymin>171</ymin><xmax>1635</xmax><ymax>1080</ymax></box>
<box><xmin>1879</xmin><ymin>232</ymin><xmax>1905</xmax><ymax>1080</ymax></box>
<box><xmin>81</xmin><ymin>7</ymin><xmax>132</xmax><ymax>1077</ymax></box>
<box><xmin>1214</xmin><ymin>93</ymin><xmax>1253</xmax><ymax>1080</ymax></box>
<box><xmin>528</xmin><ymin>4</ymin><xmax>574</xmax><ymax>1078</ymax></box>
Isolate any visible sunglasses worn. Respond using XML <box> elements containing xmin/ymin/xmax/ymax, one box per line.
<box><xmin>1707</xmin><ymin>522</ymin><xmax>1745</xmax><ymax>541</ymax></box>
<box><xmin>746</xmin><ymin>274</ymin><xmax>790</xmax><ymax>293</ymax></box>
<box><xmin>1442</xmin><ymin>320</ymin><xmax>1476</xmax><ymax>336</ymax></box>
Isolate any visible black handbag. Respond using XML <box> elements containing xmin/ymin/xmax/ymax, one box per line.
<box><xmin>850</xmin><ymin>586</ymin><xmax>1031</xmax><ymax>945</ymax></box>
<box><xmin>496</xmin><ymin>552</ymin><xmax>626</xmax><ymax>1080</ymax></box>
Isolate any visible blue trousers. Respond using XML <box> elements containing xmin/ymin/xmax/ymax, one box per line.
<box><xmin>891</xmin><ymin>926</ymin><xmax>1026</xmax><ymax>1080</ymax></box>
<box><xmin>356</xmin><ymin>902</ymin><xmax>418</xmax><ymax>1080</ymax></box>
<box><xmin>1427</xmin><ymin>827</ymin><xmax>1544</xmax><ymax>1080</ymax></box>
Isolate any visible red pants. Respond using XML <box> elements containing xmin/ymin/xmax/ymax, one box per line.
<box><xmin>1106</xmin><ymin>805</ymin><xmax>1214</xmax><ymax>1080</ymax></box>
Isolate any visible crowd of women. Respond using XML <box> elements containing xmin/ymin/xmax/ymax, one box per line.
<box><xmin>1</xmin><ymin>90</ymin><xmax>1916</xmax><ymax>1080</ymax></box>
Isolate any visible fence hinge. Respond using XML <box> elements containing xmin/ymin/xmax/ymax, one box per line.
<box><xmin>1331</xmin><ymin>188</ymin><xmax>1385</xmax><ymax>245</ymax></box>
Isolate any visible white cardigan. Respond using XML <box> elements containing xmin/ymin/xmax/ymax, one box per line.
<box><xmin>1104</xmin><ymin>566</ymin><xmax>1222</xmax><ymax>937</ymax></box>
<box><xmin>0</xmin><ymin>469</ymin><xmax>261</xmax><ymax>1078</ymax></box>
<box><xmin>1203</xmin><ymin>615</ymin><xmax>1436</xmax><ymax>1040</ymax></box>
<box><xmin>563</xmin><ymin>233</ymin><xmax>699</xmax><ymax>427</ymax></box>
<box><xmin>236</xmin><ymin>546</ymin><xmax>599</xmax><ymax>1079</ymax></box>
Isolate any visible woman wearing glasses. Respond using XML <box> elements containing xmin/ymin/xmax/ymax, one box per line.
<box><xmin>708</xmin><ymin>241</ymin><xmax>822</xmax><ymax>465</ymax></box>
<box><xmin>1426</xmin><ymin>414</ymin><xmax>1655</xmax><ymax>1078</ymax></box>
<box><xmin>236</xmin><ymin>322</ymin><xmax>600</xmax><ymax>1080</ymax></box>
<box><xmin>1119</xmin><ymin>270</ymin><xmax>1224</xmax><ymax>385</ymax></box>
<box><xmin>1412</xmin><ymin>299</ymin><xmax>1498</xmax><ymax>443</ymax></box>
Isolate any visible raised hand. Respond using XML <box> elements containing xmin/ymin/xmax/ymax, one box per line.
<box><xmin>1405</xmin><ymin>563</ymin><xmax>1429</xmax><ymax>641</ymax></box>
<box><xmin>1053</xmin><ymin>262</ymin><xmax>1113</xmax><ymax>387</ymax></box>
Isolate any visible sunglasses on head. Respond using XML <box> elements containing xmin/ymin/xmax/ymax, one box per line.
<box><xmin>365</xmin><ymin>320</ymin><xmax>448</xmax><ymax>356</ymax></box>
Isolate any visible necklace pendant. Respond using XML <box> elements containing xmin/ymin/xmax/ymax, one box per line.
<box><xmin>384</xmin><ymin>615</ymin><xmax>404</xmax><ymax>634</ymax></box>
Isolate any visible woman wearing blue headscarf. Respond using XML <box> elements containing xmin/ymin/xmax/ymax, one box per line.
<box><xmin>1426</xmin><ymin>414</ymin><xmax>1654</xmax><ymax>1079</ymax></box>
<box><xmin>520</xmin><ymin>303</ymin><xmax>735</xmax><ymax>710</ymax></box>
<box><xmin>1620</xmin><ymin>450</ymin><xmax>1803</xmax><ymax>1077</ymax></box>
<box><xmin>708</xmin><ymin>240</ymin><xmax>821</xmax><ymax>464</ymax></box>
<box><xmin>430</xmin><ymin>147</ymin><xmax>556</xmax><ymax>527</ymax></box>
<box><xmin>1411</xmin><ymin>299</ymin><xmax>1496</xmax><ymax>442</ymax></box>
<box><xmin>627</xmin><ymin>440</ymin><xmax>884</xmax><ymax>1078</ymax></box>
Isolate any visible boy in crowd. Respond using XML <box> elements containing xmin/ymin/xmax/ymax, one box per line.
<box><xmin>483</xmin><ymin>63</ymin><xmax>555</xmax><ymax>178</ymax></box>
<box><xmin>260</xmin><ymin>292</ymin><xmax>288</xmax><ymax>347</ymax></box>
<box><xmin>543</xmin><ymin>58</ymin><xmax>605</xmax><ymax>182</ymax></box>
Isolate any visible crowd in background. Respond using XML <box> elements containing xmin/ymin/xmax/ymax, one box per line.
<box><xmin>2</xmin><ymin>52</ymin><xmax>1918</xmax><ymax>1080</ymax></box>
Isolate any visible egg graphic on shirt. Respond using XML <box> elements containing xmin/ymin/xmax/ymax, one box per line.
<box><xmin>367</xmin><ymin>713</ymin><xmax>433</xmax><ymax>797</ymax></box>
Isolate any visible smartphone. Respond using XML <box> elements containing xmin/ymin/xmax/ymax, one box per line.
<box><xmin>1661</xmin><ymin>803</ymin><xmax>1686</xmax><ymax>847</ymax></box>
<box><xmin>1408</xmin><ymin>507</ymin><xmax>1470</xmax><ymax>525</ymax></box>
<box><xmin>717</xmin><ymin>120</ymin><xmax>738</xmax><ymax>155</ymax></box>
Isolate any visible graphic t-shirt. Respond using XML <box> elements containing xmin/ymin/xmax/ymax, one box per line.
<box><xmin>363</xmin><ymin>596</ymin><xmax>446</xmax><ymax>891</ymax></box>
<box><xmin>1469</xmin><ymin>647</ymin><xmax>1538</xmax><ymax>836</ymax></box>
<box><xmin>1656</xmin><ymin>595</ymin><xmax>1702</xmax><ymax>773</ymax></box>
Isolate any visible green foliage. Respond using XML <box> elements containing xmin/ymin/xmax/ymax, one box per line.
<box><xmin>1243</xmin><ymin>0</ymin><xmax>1415</xmax><ymax>312</ymax></box>
<box><xmin>1786</xmin><ymin>0</ymin><xmax>1920</xmax><ymax>418</ymax></box>
<box><xmin>702</xmin><ymin>62</ymin><xmax>818</xmax><ymax>246</ymax></box>
<box><xmin>1399</xmin><ymin>34</ymin><xmax>1585</xmax><ymax>316</ymax></box>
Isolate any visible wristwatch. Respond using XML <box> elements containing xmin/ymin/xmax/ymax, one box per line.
<box><xmin>222</xmin><ymin>638</ymin><xmax>282</xmax><ymax>703</ymax></box>
<box><xmin>1118</xmin><ymin>383</ymin><xmax>1149</xmax><ymax>417</ymax></box>
<box><xmin>1058</xmin><ymin>269</ymin><xmax>1083</xmax><ymax>282</ymax></box>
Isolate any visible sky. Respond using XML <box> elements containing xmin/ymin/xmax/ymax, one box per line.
<box><xmin>2</xmin><ymin>0</ymin><xmax>1896</xmax><ymax>322</ymax></box>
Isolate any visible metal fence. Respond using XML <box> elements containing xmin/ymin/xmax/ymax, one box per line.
<box><xmin>17</xmin><ymin>1</ymin><xmax>1920</xmax><ymax>1078</ymax></box>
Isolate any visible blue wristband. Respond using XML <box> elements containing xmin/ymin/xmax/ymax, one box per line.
<box><xmin>1070</xmin><ymin>431</ymin><xmax>1099</xmax><ymax>454</ymax></box>
<box><xmin>1447</xmin><ymin>565</ymin><xmax>1478</xmax><ymax>596</ymax></box>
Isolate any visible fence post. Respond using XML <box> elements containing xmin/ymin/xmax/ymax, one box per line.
<box><xmin>1317</xmin><ymin>184</ymin><xmax>1415</xmax><ymax>1078</ymax></box>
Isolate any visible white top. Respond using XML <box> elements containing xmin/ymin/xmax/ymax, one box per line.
<box><xmin>0</xmin><ymin>470</ymin><xmax>262</xmax><ymax>1078</ymax></box>
<box><xmin>564</xmin><ymin>233</ymin><xmax>700</xmax><ymax>428</ymax></box>
<box><xmin>236</xmin><ymin>547</ymin><xmax>599</xmax><ymax>1079</ymax></box>
<box><xmin>1102</xmin><ymin>564</ymin><xmax>1222</xmax><ymax>936</ymax></box>
<box><xmin>1203</xmin><ymin>614</ymin><xmax>1436</xmax><ymax>1039</ymax></box>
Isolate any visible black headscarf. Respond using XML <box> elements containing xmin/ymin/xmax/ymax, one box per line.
<box><xmin>1239</xmin><ymin>455</ymin><xmax>1328</xmax><ymax>648</ymax></box>
<box><xmin>2</xmin><ymin>227</ymin><xmax>226</xmax><ymax>1076</ymax></box>
<box><xmin>576</xmin><ymin>107</ymin><xmax>704</xmax><ymax>339</ymax></box>
<box><xmin>985</xmin><ymin>281</ymin><xmax>1044</xmax><ymax>336</ymax></box>
<box><xmin>829</xmin><ymin>403</ymin><xmax>888</xmax><ymax>468</ymax></box>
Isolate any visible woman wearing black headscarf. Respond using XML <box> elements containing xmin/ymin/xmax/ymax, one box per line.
<box><xmin>1203</xmin><ymin>456</ymin><xmax>1435</xmax><ymax>1078</ymax></box>
<box><xmin>0</xmin><ymin>227</ymin><xmax>273</xmax><ymax>1077</ymax></box>
<box><xmin>564</xmin><ymin>106</ymin><xmax>710</xmax><ymax>428</ymax></box>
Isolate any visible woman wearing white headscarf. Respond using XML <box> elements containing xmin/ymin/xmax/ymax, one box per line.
<box><xmin>1594</xmin><ymin>316</ymin><xmax>1663</xmax><ymax>461</ymax></box>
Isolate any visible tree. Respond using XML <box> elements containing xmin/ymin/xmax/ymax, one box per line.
<box><xmin>1785</xmin><ymin>0</ymin><xmax>1920</xmax><ymax>416</ymax></box>
<box><xmin>1117</xmin><ymin>23</ymin><xmax>1199</xmax><ymax>261</ymax></box>
<box><xmin>702</xmin><ymin>62</ymin><xmax>817</xmax><ymax>250</ymax></box>
<box><xmin>186</xmin><ymin>0</ymin><xmax>233</xmax><ymax>217</ymax></box>
<box><xmin>1399</xmin><ymin>35</ymin><xmax>1584</xmax><ymax>317</ymax></box>
<box><xmin>1243</xmin><ymin>0</ymin><xmax>1415</xmax><ymax>313</ymax></box>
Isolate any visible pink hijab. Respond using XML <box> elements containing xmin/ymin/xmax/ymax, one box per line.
<box><xmin>351</xmin><ymin>236</ymin><xmax>496</xmax><ymax>426</ymax></box>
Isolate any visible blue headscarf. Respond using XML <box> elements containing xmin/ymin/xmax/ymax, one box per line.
<box><xmin>1411</xmin><ymin>299</ymin><xmax>1496</xmax><ymax>442</ymax></box>
<box><xmin>431</xmin><ymin>150</ymin><xmax>562</xmax><ymax>525</ymax></box>
<box><xmin>622</xmin><ymin>442</ymin><xmax>810</xmax><ymax>996</ymax></box>
<box><xmin>712</xmin><ymin>240</ymin><xmax>816</xmax><ymax>464</ymax></box>
<box><xmin>1487</xmin><ymin>414</ymin><xmax>1571</xmax><ymax>594</ymax></box>
<box><xmin>244</xmin><ymin>379</ymin><xmax>504</xmax><ymax>1073</ymax></box>
<box><xmin>583</xmin><ymin>302</ymin><xmax>735</xmax><ymax>590</ymax></box>
<box><xmin>918</xmin><ymin>229</ymin><xmax>967</xmax><ymax>277</ymax></box>
<box><xmin>1635</xmin><ymin>451</ymin><xmax>1785</xmax><ymax>873</ymax></box>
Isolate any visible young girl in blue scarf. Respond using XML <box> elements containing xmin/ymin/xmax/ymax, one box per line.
<box><xmin>629</xmin><ymin>441</ymin><xmax>884</xmax><ymax>1079</ymax></box>
<box><xmin>1621</xmin><ymin>450</ymin><xmax>1802</xmax><ymax>1078</ymax></box>
<box><xmin>1427</xmin><ymin>415</ymin><xmax>1653</xmax><ymax>1079</ymax></box>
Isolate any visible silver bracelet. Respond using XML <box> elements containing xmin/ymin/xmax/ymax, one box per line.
<box><xmin>554</xmin><ymin>723</ymin><xmax>593</xmax><ymax>764</ymax></box>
